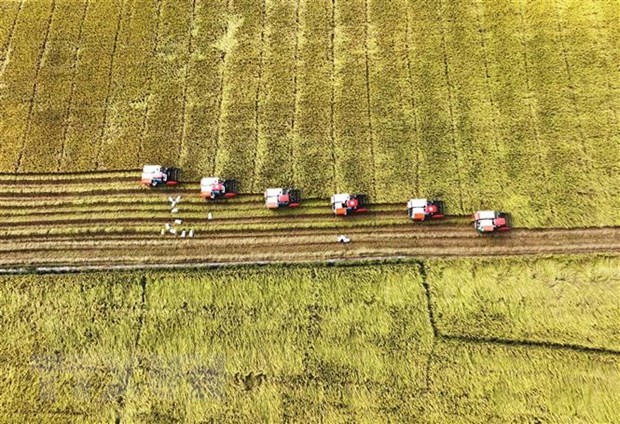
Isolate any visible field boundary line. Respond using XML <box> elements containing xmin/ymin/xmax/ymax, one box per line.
<box><xmin>417</xmin><ymin>261</ymin><xmax>437</xmax><ymax>392</ymax></box>
<box><xmin>94</xmin><ymin>0</ymin><xmax>127</xmax><ymax>170</ymax></box>
<box><xmin>178</xmin><ymin>0</ymin><xmax>198</xmax><ymax>167</ymax></box>
<box><xmin>57</xmin><ymin>0</ymin><xmax>90</xmax><ymax>171</ymax></box>
<box><xmin>329</xmin><ymin>0</ymin><xmax>337</xmax><ymax>192</ymax></box>
<box><xmin>403</xmin><ymin>7</ymin><xmax>422</xmax><ymax>196</ymax></box>
<box><xmin>301</xmin><ymin>268</ymin><xmax>322</xmax><ymax>389</ymax></box>
<box><xmin>15</xmin><ymin>0</ymin><xmax>58</xmax><ymax>173</ymax></box>
<box><xmin>443</xmin><ymin>333</ymin><xmax>620</xmax><ymax>357</ymax></box>
<box><xmin>137</xmin><ymin>0</ymin><xmax>164</xmax><ymax>165</ymax></box>
<box><xmin>0</xmin><ymin>0</ymin><xmax>24</xmax><ymax>80</ymax></box>
<box><xmin>250</xmin><ymin>0</ymin><xmax>267</xmax><ymax>192</ymax></box>
<box><xmin>5</xmin><ymin>253</ymin><xmax>620</xmax><ymax>275</ymax></box>
<box><xmin>363</xmin><ymin>0</ymin><xmax>377</xmax><ymax>200</ymax></box>
<box><xmin>437</xmin><ymin>0</ymin><xmax>465</xmax><ymax>212</ymax></box>
<box><xmin>116</xmin><ymin>275</ymin><xmax>147</xmax><ymax>423</ymax></box>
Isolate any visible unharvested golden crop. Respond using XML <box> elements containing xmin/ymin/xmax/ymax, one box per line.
<box><xmin>0</xmin><ymin>0</ymin><xmax>618</xmax><ymax>227</ymax></box>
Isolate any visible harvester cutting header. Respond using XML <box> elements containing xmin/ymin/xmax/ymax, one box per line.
<box><xmin>472</xmin><ymin>210</ymin><xmax>511</xmax><ymax>233</ymax></box>
<box><xmin>331</xmin><ymin>193</ymin><xmax>368</xmax><ymax>216</ymax></box>
<box><xmin>139</xmin><ymin>167</ymin><xmax>513</xmax><ymax>234</ymax></box>
<box><xmin>200</xmin><ymin>177</ymin><xmax>238</xmax><ymax>200</ymax></box>
<box><xmin>264</xmin><ymin>188</ymin><xmax>301</xmax><ymax>209</ymax></box>
<box><xmin>141</xmin><ymin>165</ymin><xmax>180</xmax><ymax>187</ymax></box>
<box><xmin>407</xmin><ymin>198</ymin><xmax>444</xmax><ymax>221</ymax></box>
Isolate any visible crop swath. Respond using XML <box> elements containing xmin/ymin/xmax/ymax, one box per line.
<box><xmin>0</xmin><ymin>171</ymin><xmax>619</xmax><ymax>268</ymax></box>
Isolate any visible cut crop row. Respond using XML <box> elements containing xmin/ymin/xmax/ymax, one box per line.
<box><xmin>1</xmin><ymin>237</ymin><xmax>619</xmax><ymax>268</ymax></box>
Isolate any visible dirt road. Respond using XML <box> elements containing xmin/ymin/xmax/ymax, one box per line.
<box><xmin>1</xmin><ymin>171</ymin><xmax>619</xmax><ymax>269</ymax></box>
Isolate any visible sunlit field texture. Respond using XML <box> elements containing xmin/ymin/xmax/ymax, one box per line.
<box><xmin>0</xmin><ymin>0</ymin><xmax>618</xmax><ymax>226</ymax></box>
<box><xmin>0</xmin><ymin>256</ymin><xmax>618</xmax><ymax>422</ymax></box>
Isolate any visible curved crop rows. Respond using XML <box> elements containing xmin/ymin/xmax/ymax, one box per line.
<box><xmin>0</xmin><ymin>171</ymin><xmax>619</xmax><ymax>269</ymax></box>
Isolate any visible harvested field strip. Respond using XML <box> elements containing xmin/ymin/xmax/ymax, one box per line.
<box><xmin>0</xmin><ymin>209</ymin><xmax>408</xmax><ymax>226</ymax></box>
<box><xmin>0</xmin><ymin>192</ymin><xmax>264</xmax><ymax>206</ymax></box>
<box><xmin>1</xmin><ymin>202</ymin><xmax>405</xmax><ymax>218</ymax></box>
<box><xmin>0</xmin><ymin>224</ymin><xmax>479</xmax><ymax>243</ymax></box>
<box><xmin>0</xmin><ymin>171</ymin><xmax>619</xmax><ymax>266</ymax></box>
<box><xmin>0</xmin><ymin>173</ymin><xmax>135</xmax><ymax>185</ymax></box>
<box><xmin>2</xmin><ymin>241</ymin><xmax>620</xmax><ymax>268</ymax></box>
<box><xmin>0</xmin><ymin>226</ymin><xmax>619</xmax><ymax>267</ymax></box>
<box><xmin>4</xmin><ymin>232</ymin><xmax>620</xmax><ymax>255</ymax></box>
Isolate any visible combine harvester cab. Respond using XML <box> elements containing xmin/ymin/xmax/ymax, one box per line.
<box><xmin>472</xmin><ymin>210</ymin><xmax>511</xmax><ymax>233</ymax></box>
<box><xmin>264</xmin><ymin>188</ymin><xmax>301</xmax><ymax>209</ymax></box>
<box><xmin>331</xmin><ymin>193</ymin><xmax>368</xmax><ymax>216</ymax></box>
<box><xmin>407</xmin><ymin>198</ymin><xmax>445</xmax><ymax>221</ymax></box>
<box><xmin>141</xmin><ymin>165</ymin><xmax>180</xmax><ymax>187</ymax></box>
<box><xmin>200</xmin><ymin>177</ymin><xmax>238</xmax><ymax>200</ymax></box>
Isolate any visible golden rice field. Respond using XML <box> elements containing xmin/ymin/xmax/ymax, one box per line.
<box><xmin>0</xmin><ymin>0</ymin><xmax>619</xmax><ymax>227</ymax></box>
<box><xmin>1</xmin><ymin>0</ymin><xmax>619</xmax><ymax>421</ymax></box>
<box><xmin>0</xmin><ymin>256</ymin><xmax>618</xmax><ymax>422</ymax></box>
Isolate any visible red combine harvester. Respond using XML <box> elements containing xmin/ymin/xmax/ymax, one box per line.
<box><xmin>141</xmin><ymin>165</ymin><xmax>180</xmax><ymax>187</ymax></box>
<box><xmin>331</xmin><ymin>193</ymin><xmax>368</xmax><ymax>216</ymax></box>
<box><xmin>407</xmin><ymin>198</ymin><xmax>445</xmax><ymax>221</ymax></box>
<box><xmin>264</xmin><ymin>188</ymin><xmax>301</xmax><ymax>209</ymax></box>
<box><xmin>472</xmin><ymin>210</ymin><xmax>511</xmax><ymax>233</ymax></box>
<box><xmin>200</xmin><ymin>177</ymin><xmax>238</xmax><ymax>200</ymax></box>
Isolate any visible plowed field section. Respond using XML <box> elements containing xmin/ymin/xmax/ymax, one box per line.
<box><xmin>0</xmin><ymin>172</ymin><xmax>619</xmax><ymax>268</ymax></box>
